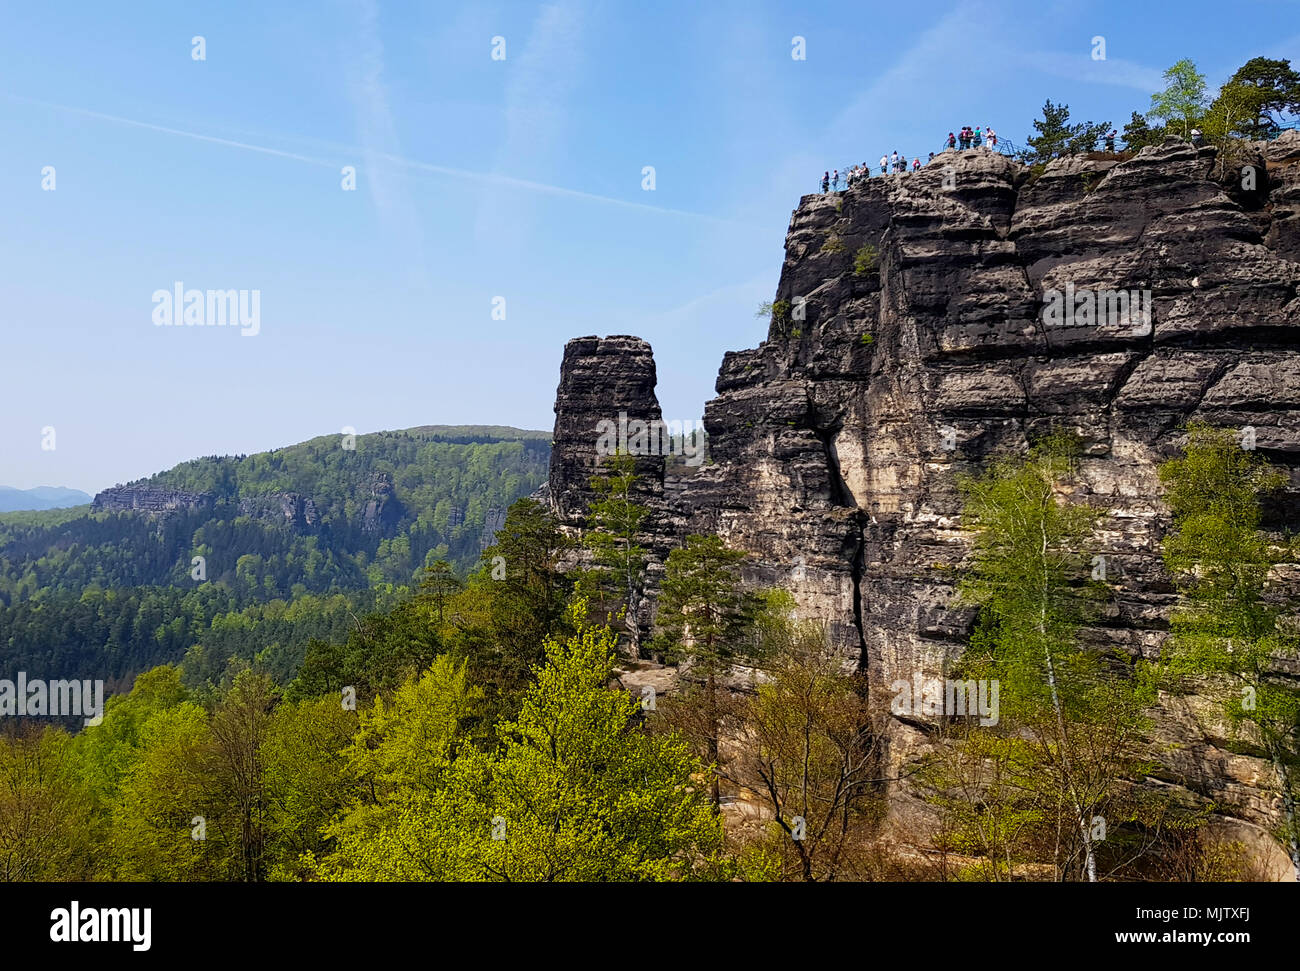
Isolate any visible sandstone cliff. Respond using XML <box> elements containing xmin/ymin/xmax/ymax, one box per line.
<box><xmin>545</xmin><ymin>136</ymin><xmax>1300</xmax><ymax>857</ymax></box>
<box><xmin>92</xmin><ymin>487</ymin><xmax>213</xmax><ymax>515</ymax></box>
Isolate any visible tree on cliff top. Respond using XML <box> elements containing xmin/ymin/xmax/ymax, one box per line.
<box><xmin>1121</xmin><ymin>111</ymin><xmax>1162</xmax><ymax>151</ymax></box>
<box><xmin>1018</xmin><ymin>100</ymin><xmax>1110</xmax><ymax>166</ymax></box>
<box><xmin>1206</xmin><ymin>58</ymin><xmax>1300</xmax><ymax>141</ymax></box>
<box><xmin>1148</xmin><ymin>59</ymin><xmax>1208</xmax><ymax>139</ymax></box>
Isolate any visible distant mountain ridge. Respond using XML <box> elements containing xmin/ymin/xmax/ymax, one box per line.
<box><xmin>0</xmin><ymin>485</ymin><xmax>93</xmax><ymax>512</ymax></box>
<box><xmin>1</xmin><ymin>424</ymin><xmax>550</xmax><ymax>606</ymax></box>
<box><xmin>0</xmin><ymin>424</ymin><xmax>550</xmax><ymax>687</ymax></box>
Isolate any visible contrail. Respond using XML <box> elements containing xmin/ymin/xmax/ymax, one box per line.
<box><xmin>4</xmin><ymin>94</ymin><xmax>338</xmax><ymax>168</ymax></box>
<box><xmin>5</xmin><ymin>92</ymin><xmax>748</xmax><ymax>226</ymax></box>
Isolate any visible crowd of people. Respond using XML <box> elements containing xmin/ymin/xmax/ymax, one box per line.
<box><xmin>819</xmin><ymin>125</ymin><xmax>1001</xmax><ymax>192</ymax></box>
<box><xmin>944</xmin><ymin>125</ymin><xmax>997</xmax><ymax>150</ymax></box>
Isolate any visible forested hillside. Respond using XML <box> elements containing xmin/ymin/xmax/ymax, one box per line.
<box><xmin>0</xmin><ymin>426</ymin><xmax>548</xmax><ymax>685</ymax></box>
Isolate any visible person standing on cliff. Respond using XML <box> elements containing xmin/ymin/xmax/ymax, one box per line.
<box><xmin>987</xmin><ymin>127</ymin><xmax>997</xmax><ymax>147</ymax></box>
<box><xmin>912</xmin><ymin>157</ymin><xmax>921</xmax><ymax>172</ymax></box>
<box><xmin>973</xmin><ymin>127</ymin><xmax>983</xmax><ymax>147</ymax></box>
<box><xmin>1105</xmin><ymin>129</ymin><xmax>1116</xmax><ymax>152</ymax></box>
<box><xmin>880</xmin><ymin>154</ymin><xmax>888</xmax><ymax>176</ymax></box>
<box><xmin>890</xmin><ymin>150</ymin><xmax>900</xmax><ymax>173</ymax></box>
<box><xmin>822</xmin><ymin>171</ymin><xmax>830</xmax><ymax>192</ymax></box>
<box><xmin>947</xmin><ymin>132</ymin><xmax>956</xmax><ymax>150</ymax></box>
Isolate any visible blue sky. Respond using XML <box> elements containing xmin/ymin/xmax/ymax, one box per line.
<box><xmin>2</xmin><ymin>0</ymin><xmax>1296</xmax><ymax>493</ymax></box>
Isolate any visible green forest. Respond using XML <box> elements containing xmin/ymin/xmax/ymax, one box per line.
<box><xmin>0</xmin><ymin>426</ymin><xmax>549</xmax><ymax>687</ymax></box>
<box><xmin>2</xmin><ymin>426</ymin><xmax>1298</xmax><ymax>882</ymax></box>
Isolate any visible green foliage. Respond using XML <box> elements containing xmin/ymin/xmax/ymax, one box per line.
<box><xmin>1215</xmin><ymin>57</ymin><xmax>1300</xmax><ymax>139</ymax></box>
<box><xmin>262</xmin><ymin>693</ymin><xmax>359</xmax><ymax>880</ymax></box>
<box><xmin>105</xmin><ymin>699</ymin><xmax>224</xmax><ymax>880</ymax></box>
<box><xmin>0</xmin><ymin>426</ymin><xmax>547</xmax><ymax>610</ymax></box>
<box><xmin>582</xmin><ymin>452</ymin><xmax>650</xmax><ymax>657</ymax></box>
<box><xmin>1121</xmin><ymin>110</ymin><xmax>1162</xmax><ymax>151</ymax></box>
<box><xmin>1018</xmin><ymin>99</ymin><xmax>1109</xmax><ymax>165</ymax></box>
<box><xmin>313</xmin><ymin>602</ymin><xmax>722</xmax><ymax>881</ymax></box>
<box><xmin>735</xmin><ymin>618</ymin><xmax>881</xmax><ymax>881</ymax></box>
<box><xmin>654</xmin><ymin>534</ymin><xmax>775</xmax><ymax>806</ymax></box>
<box><xmin>1157</xmin><ymin>423</ymin><xmax>1300</xmax><ymax>876</ymax></box>
<box><xmin>0</xmin><ymin>727</ymin><xmax>99</xmax><ymax>880</ymax></box>
<box><xmin>654</xmin><ymin>535</ymin><xmax>766</xmax><ymax>673</ymax></box>
<box><xmin>820</xmin><ymin>233</ymin><xmax>846</xmax><ymax>255</ymax></box>
<box><xmin>447</xmin><ymin>499</ymin><xmax>575</xmax><ymax>714</ymax></box>
<box><xmin>955</xmin><ymin>431</ymin><xmax>1155</xmax><ymax>881</ymax></box>
<box><xmin>757</xmin><ymin>299</ymin><xmax>791</xmax><ymax>331</ymax></box>
<box><xmin>853</xmin><ymin>244</ymin><xmax>878</xmax><ymax>276</ymax></box>
<box><xmin>1203</xmin><ymin>58</ymin><xmax>1300</xmax><ymax>142</ymax></box>
<box><xmin>1148</xmin><ymin>59</ymin><xmax>1208</xmax><ymax>138</ymax></box>
<box><xmin>0</xmin><ymin>583</ymin><xmax>398</xmax><ymax>692</ymax></box>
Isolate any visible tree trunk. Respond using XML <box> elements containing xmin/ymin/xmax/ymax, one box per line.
<box><xmin>707</xmin><ymin>668</ymin><xmax>720</xmax><ymax>809</ymax></box>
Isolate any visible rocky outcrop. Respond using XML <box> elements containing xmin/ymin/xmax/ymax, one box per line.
<box><xmin>544</xmin><ymin>137</ymin><xmax>1300</xmax><ymax>844</ymax></box>
<box><xmin>237</xmin><ymin>493</ymin><xmax>320</xmax><ymax>528</ymax></box>
<box><xmin>92</xmin><ymin>487</ymin><xmax>213</xmax><ymax>515</ymax></box>
<box><xmin>548</xmin><ymin>335</ymin><xmax>666</xmax><ymax>523</ymax></box>
<box><xmin>479</xmin><ymin>507</ymin><xmax>509</xmax><ymax>550</ymax></box>
<box><xmin>360</xmin><ymin>471</ymin><xmax>404</xmax><ymax>533</ymax></box>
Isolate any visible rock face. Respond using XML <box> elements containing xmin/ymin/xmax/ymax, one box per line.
<box><xmin>548</xmin><ymin>335</ymin><xmax>666</xmax><ymax>524</ymax></box>
<box><xmin>237</xmin><ymin>493</ymin><xmax>320</xmax><ymax>528</ymax></box>
<box><xmin>359</xmin><ymin>471</ymin><xmax>404</xmax><ymax>533</ymax></box>
<box><xmin>93</xmin><ymin>487</ymin><xmax>213</xmax><ymax>515</ymax></box>
<box><xmin>544</xmin><ymin>138</ymin><xmax>1300</xmax><ymax>842</ymax></box>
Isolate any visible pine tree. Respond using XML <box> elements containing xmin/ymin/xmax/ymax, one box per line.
<box><xmin>583</xmin><ymin>451</ymin><xmax>650</xmax><ymax>658</ymax></box>
<box><xmin>1018</xmin><ymin>100</ymin><xmax>1110</xmax><ymax>166</ymax></box>
<box><xmin>654</xmin><ymin>535</ymin><xmax>769</xmax><ymax>807</ymax></box>
<box><xmin>1207</xmin><ymin>57</ymin><xmax>1300</xmax><ymax>140</ymax></box>
<box><xmin>1121</xmin><ymin>111</ymin><xmax>1162</xmax><ymax>151</ymax></box>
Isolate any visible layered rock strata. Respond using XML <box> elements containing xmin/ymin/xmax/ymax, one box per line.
<box><xmin>545</xmin><ymin>137</ymin><xmax>1300</xmax><ymax>849</ymax></box>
